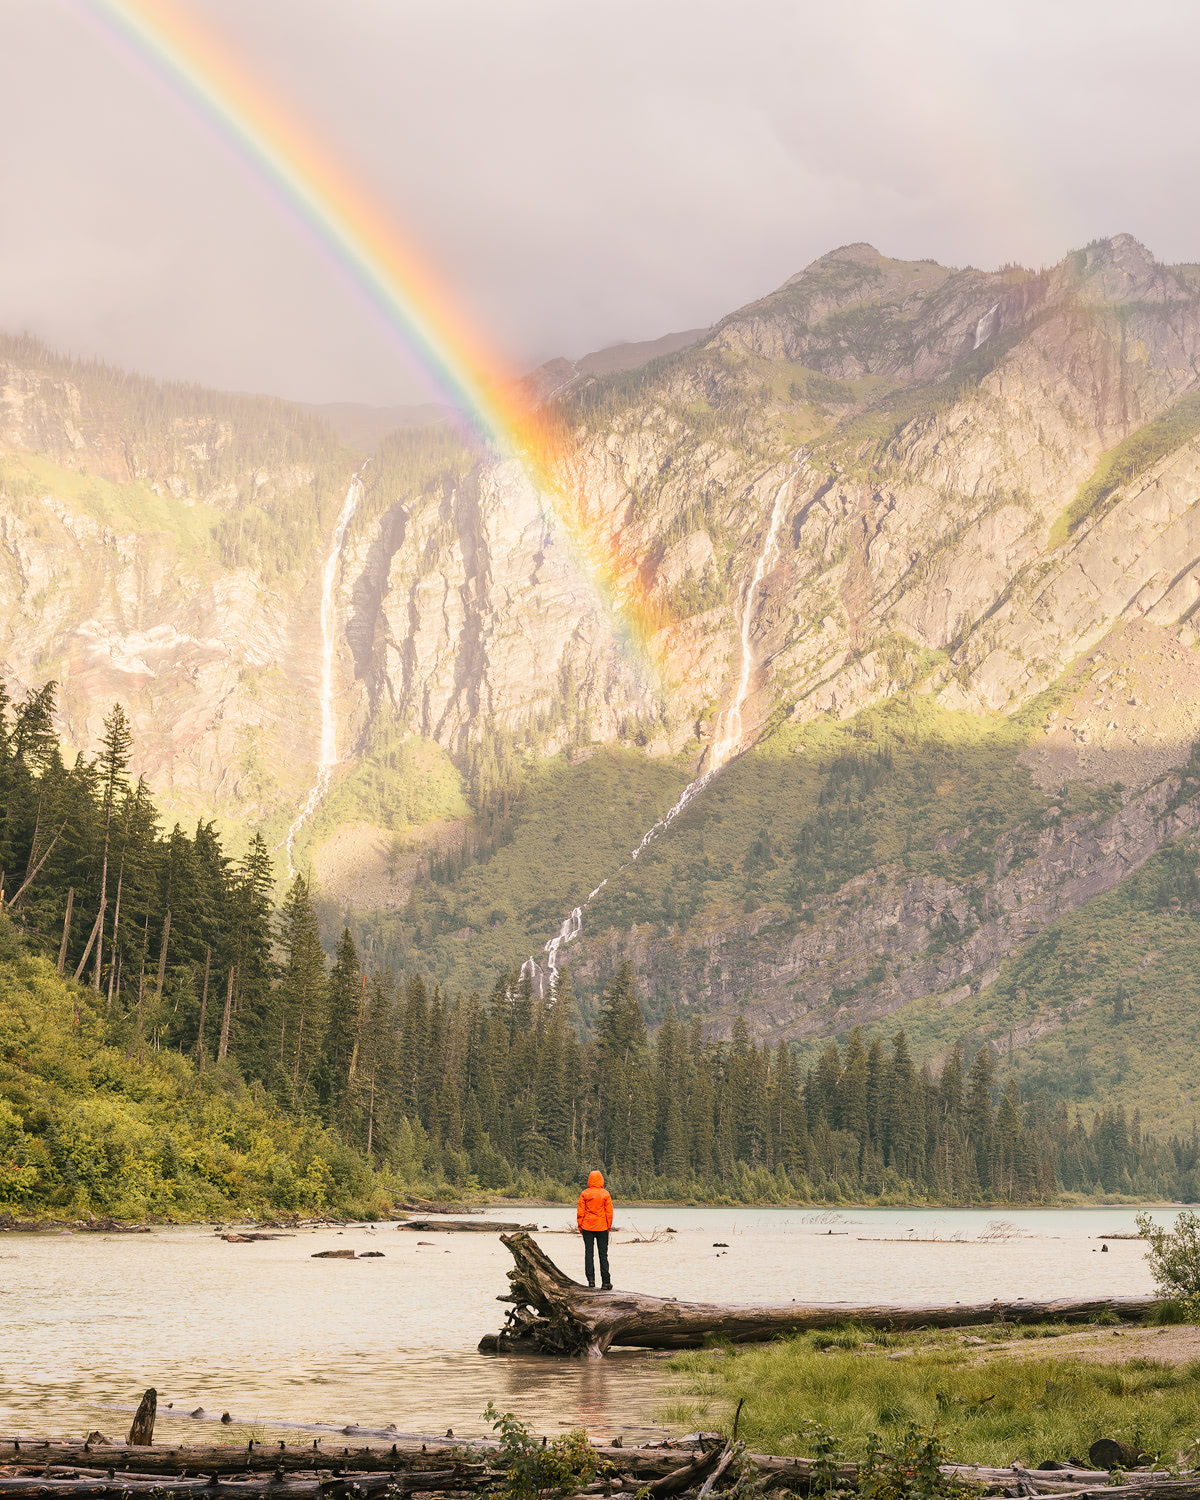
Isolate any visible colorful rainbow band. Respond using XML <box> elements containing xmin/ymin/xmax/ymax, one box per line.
<box><xmin>78</xmin><ymin>0</ymin><xmax>666</xmax><ymax>672</ymax></box>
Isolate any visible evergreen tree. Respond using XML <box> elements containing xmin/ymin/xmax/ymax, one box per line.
<box><xmin>274</xmin><ymin>877</ymin><xmax>328</xmax><ymax>1105</ymax></box>
<box><xmin>321</xmin><ymin>927</ymin><xmax>364</xmax><ymax>1127</ymax></box>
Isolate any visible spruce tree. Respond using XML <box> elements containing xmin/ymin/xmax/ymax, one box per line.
<box><xmin>322</xmin><ymin>927</ymin><xmax>364</xmax><ymax>1126</ymax></box>
<box><xmin>93</xmin><ymin>703</ymin><xmax>133</xmax><ymax>991</ymax></box>
<box><xmin>275</xmin><ymin>877</ymin><xmax>328</xmax><ymax>1106</ymax></box>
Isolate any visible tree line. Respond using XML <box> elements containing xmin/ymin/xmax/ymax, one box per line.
<box><xmin>2</xmin><ymin>682</ymin><xmax>1197</xmax><ymax>1207</ymax></box>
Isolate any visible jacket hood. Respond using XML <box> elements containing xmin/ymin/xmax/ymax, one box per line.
<box><xmin>587</xmin><ymin>1170</ymin><xmax>605</xmax><ymax>1188</ymax></box>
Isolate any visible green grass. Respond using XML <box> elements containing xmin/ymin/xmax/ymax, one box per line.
<box><xmin>294</xmin><ymin>731</ymin><xmax>470</xmax><ymax>868</ymax></box>
<box><xmin>0</xmin><ymin>452</ymin><xmax>227</xmax><ymax>565</ymax></box>
<box><xmin>663</xmin><ymin>1328</ymin><xmax>1200</xmax><ymax>1465</ymax></box>
<box><xmin>1047</xmin><ymin>393</ymin><xmax>1200</xmax><ymax>548</ymax></box>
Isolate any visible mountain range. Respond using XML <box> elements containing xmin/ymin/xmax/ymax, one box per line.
<box><xmin>4</xmin><ymin>233</ymin><xmax>1200</xmax><ymax>1134</ymax></box>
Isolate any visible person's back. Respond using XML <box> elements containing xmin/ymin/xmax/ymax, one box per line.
<box><xmin>576</xmin><ymin>1169</ymin><xmax>613</xmax><ymax>1289</ymax></box>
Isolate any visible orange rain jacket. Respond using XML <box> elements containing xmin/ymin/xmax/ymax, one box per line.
<box><xmin>576</xmin><ymin>1170</ymin><xmax>614</xmax><ymax>1232</ymax></box>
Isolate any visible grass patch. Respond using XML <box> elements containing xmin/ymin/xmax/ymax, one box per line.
<box><xmin>663</xmin><ymin>1328</ymin><xmax>1200</xmax><ymax>1464</ymax></box>
<box><xmin>0</xmin><ymin>452</ymin><xmax>225</xmax><ymax>565</ymax></box>
<box><xmin>1047</xmin><ymin>393</ymin><xmax>1200</xmax><ymax>548</ymax></box>
<box><xmin>295</xmin><ymin>729</ymin><xmax>470</xmax><ymax>867</ymax></box>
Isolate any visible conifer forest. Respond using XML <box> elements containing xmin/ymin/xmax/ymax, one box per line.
<box><xmin>1</xmin><ymin>682</ymin><xmax>1197</xmax><ymax>1220</ymax></box>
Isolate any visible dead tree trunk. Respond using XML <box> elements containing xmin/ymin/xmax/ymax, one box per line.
<box><xmin>57</xmin><ymin>888</ymin><xmax>74</xmax><ymax>974</ymax></box>
<box><xmin>126</xmin><ymin>1388</ymin><xmax>156</xmax><ymax>1446</ymax></box>
<box><xmin>217</xmin><ymin>966</ymin><xmax>234</xmax><ymax>1061</ymax></box>
<box><xmin>483</xmin><ymin>1232</ymin><xmax>1163</xmax><ymax>1357</ymax></box>
<box><xmin>196</xmin><ymin>947</ymin><xmax>211</xmax><ymax>1069</ymax></box>
<box><xmin>72</xmin><ymin>908</ymin><xmax>105</xmax><ymax>985</ymax></box>
<box><xmin>155</xmin><ymin>911</ymin><xmax>171</xmax><ymax>997</ymax></box>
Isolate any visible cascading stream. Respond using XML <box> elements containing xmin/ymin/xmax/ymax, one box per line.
<box><xmin>284</xmin><ymin>466</ymin><xmax>367</xmax><ymax>877</ymax></box>
<box><xmin>524</xmin><ymin>456</ymin><xmax>803</xmax><ymax>993</ymax></box>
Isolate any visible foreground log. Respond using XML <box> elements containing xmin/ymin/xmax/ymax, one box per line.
<box><xmin>0</xmin><ymin>1439</ymin><xmax>1196</xmax><ymax>1500</ymax></box>
<box><xmin>0</xmin><ymin>1442</ymin><xmax>487</xmax><ymax>1479</ymax></box>
<box><xmin>483</xmin><ymin>1233</ymin><xmax>1163</xmax><ymax>1356</ymax></box>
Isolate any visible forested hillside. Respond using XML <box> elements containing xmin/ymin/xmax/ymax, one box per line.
<box><xmin>2</xmin><ymin>682</ymin><xmax>1197</xmax><ymax>1217</ymax></box>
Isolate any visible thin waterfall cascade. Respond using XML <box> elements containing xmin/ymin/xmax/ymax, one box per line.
<box><xmin>973</xmin><ymin>303</ymin><xmax>1000</xmax><ymax>350</ymax></box>
<box><xmin>521</xmin><ymin>458</ymin><xmax>803</xmax><ymax>996</ymax></box>
<box><xmin>284</xmin><ymin>467</ymin><xmax>367</xmax><ymax>877</ymax></box>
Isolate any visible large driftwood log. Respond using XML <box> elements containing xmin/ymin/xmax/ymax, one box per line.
<box><xmin>0</xmin><ymin>1442</ymin><xmax>483</xmax><ymax>1479</ymax></box>
<box><xmin>483</xmin><ymin>1232</ymin><xmax>1162</xmax><ymax>1356</ymax></box>
<box><xmin>2</xmin><ymin>1438</ymin><xmax>1197</xmax><ymax>1499</ymax></box>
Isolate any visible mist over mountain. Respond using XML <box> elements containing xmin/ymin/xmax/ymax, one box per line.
<box><xmin>4</xmin><ymin>233</ymin><xmax>1200</xmax><ymax>1137</ymax></box>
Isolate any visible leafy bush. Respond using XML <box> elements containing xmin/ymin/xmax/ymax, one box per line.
<box><xmin>1137</xmin><ymin>1210</ymin><xmax>1200</xmax><ymax>1317</ymax></box>
<box><xmin>482</xmin><ymin>1404</ymin><xmax>600</xmax><ymax>1499</ymax></box>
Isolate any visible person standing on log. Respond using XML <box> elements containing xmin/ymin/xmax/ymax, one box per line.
<box><xmin>577</xmin><ymin>1169</ymin><xmax>614</xmax><ymax>1290</ymax></box>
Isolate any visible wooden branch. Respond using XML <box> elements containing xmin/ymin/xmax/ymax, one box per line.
<box><xmin>484</xmin><ymin>1232</ymin><xmax>1163</xmax><ymax>1355</ymax></box>
<box><xmin>0</xmin><ymin>1443</ymin><xmax>490</xmax><ymax>1479</ymax></box>
<box><xmin>10</xmin><ymin>820</ymin><xmax>68</xmax><ymax>908</ymax></box>
<box><xmin>0</xmin><ymin>1472</ymin><xmax>465</xmax><ymax>1499</ymax></box>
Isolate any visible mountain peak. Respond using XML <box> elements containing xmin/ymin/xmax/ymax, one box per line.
<box><xmin>1068</xmin><ymin>233</ymin><xmax>1164</xmax><ymax>303</ymax></box>
<box><xmin>822</xmin><ymin>241</ymin><xmax>885</xmax><ymax>264</ymax></box>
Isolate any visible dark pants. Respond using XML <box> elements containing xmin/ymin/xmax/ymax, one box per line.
<box><xmin>582</xmin><ymin>1229</ymin><xmax>610</xmax><ymax>1286</ymax></box>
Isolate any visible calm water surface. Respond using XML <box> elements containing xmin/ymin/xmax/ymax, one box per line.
<box><xmin>0</xmin><ymin>1205</ymin><xmax>1178</xmax><ymax>1445</ymax></box>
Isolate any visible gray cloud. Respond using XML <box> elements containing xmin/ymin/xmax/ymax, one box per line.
<box><xmin>2</xmin><ymin>0</ymin><xmax>1197</xmax><ymax>405</ymax></box>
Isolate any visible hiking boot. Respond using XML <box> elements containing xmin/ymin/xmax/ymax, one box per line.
<box><xmin>601</xmin><ymin>1281</ymin><xmax>613</xmax><ymax>1290</ymax></box>
<box><xmin>587</xmin><ymin>1280</ymin><xmax>595</xmax><ymax>1288</ymax></box>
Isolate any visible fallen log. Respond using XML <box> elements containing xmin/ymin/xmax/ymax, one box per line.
<box><xmin>0</xmin><ymin>1442</ymin><xmax>485</xmax><ymax>1479</ymax></box>
<box><xmin>1</xmin><ymin>1440</ymin><xmax>1195</xmax><ymax>1499</ymax></box>
<box><xmin>485</xmin><ymin>1232</ymin><xmax>1163</xmax><ymax>1356</ymax></box>
<box><xmin>398</xmin><ymin>1220</ymin><xmax>534</xmax><ymax>1233</ymax></box>
<box><xmin>0</xmin><ymin>1471</ymin><xmax>466</xmax><ymax>1499</ymax></box>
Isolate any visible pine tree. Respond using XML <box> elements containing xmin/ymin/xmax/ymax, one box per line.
<box><xmin>93</xmin><ymin>703</ymin><xmax>133</xmax><ymax>991</ymax></box>
<box><xmin>967</xmin><ymin>1047</ymin><xmax>996</xmax><ymax>1193</ymax></box>
<box><xmin>836</xmin><ymin>1028</ymin><xmax>870</xmax><ymax>1154</ymax></box>
<box><xmin>322</xmin><ymin>927</ymin><xmax>364</xmax><ymax>1127</ymax></box>
<box><xmin>275</xmin><ymin>877</ymin><xmax>328</xmax><ymax>1106</ymax></box>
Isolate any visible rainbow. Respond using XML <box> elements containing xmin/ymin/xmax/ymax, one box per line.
<box><xmin>78</xmin><ymin>0</ymin><xmax>666</xmax><ymax>671</ymax></box>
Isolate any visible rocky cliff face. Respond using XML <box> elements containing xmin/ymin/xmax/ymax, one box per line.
<box><xmin>4</xmin><ymin>238</ymin><xmax>1200</xmax><ymax>1063</ymax></box>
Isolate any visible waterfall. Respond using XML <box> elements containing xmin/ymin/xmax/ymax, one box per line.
<box><xmin>521</xmin><ymin>457</ymin><xmax>803</xmax><ymax>995</ymax></box>
<box><xmin>973</xmin><ymin>303</ymin><xmax>1000</xmax><ymax>350</ymax></box>
<box><xmin>284</xmin><ymin>467</ymin><xmax>367</xmax><ymax>877</ymax></box>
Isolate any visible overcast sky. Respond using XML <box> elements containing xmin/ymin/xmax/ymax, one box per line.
<box><xmin>2</xmin><ymin>0</ymin><xmax>1197</xmax><ymax>406</ymax></box>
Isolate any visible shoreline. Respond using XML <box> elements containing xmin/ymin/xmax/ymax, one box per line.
<box><xmin>2</xmin><ymin>1198</ymin><xmax>1192</xmax><ymax>1233</ymax></box>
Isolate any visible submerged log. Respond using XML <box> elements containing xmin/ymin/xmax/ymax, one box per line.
<box><xmin>485</xmin><ymin>1232</ymin><xmax>1163</xmax><ymax>1356</ymax></box>
<box><xmin>398</xmin><ymin>1219</ymin><xmax>535</xmax><ymax>1233</ymax></box>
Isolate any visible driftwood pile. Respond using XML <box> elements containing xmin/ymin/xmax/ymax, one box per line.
<box><xmin>2</xmin><ymin>1432</ymin><xmax>1199</xmax><ymax>1500</ymax></box>
<box><xmin>481</xmin><ymin>1233</ymin><xmax>1163</xmax><ymax>1357</ymax></box>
